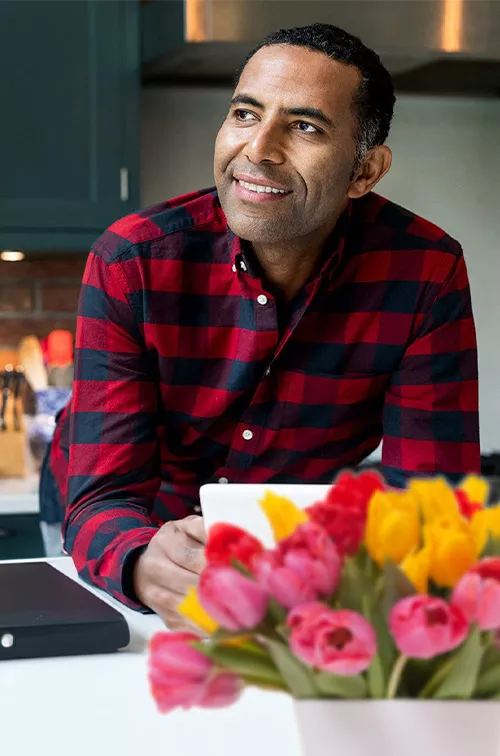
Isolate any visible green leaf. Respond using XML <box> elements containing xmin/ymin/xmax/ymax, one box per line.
<box><xmin>366</xmin><ymin>654</ymin><xmax>385</xmax><ymax>698</ymax></box>
<box><xmin>336</xmin><ymin>558</ymin><xmax>362</xmax><ymax>612</ymax></box>
<box><xmin>275</xmin><ymin>625</ymin><xmax>290</xmax><ymax>643</ymax></box>
<box><xmin>407</xmin><ymin>658</ymin><xmax>443</xmax><ymax>698</ymax></box>
<box><xmin>417</xmin><ymin>657</ymin><xmax>454</xmax><ymax>699</ymax></box>
<box><xmin>230</xmin><ymin>558</ymin><xmax>253</xmax><ymax>577</ymax></box>
<box><xmin>192</xmin><ymin>643</ymin><xmax>285</xmax><ymax>687</ymax></box>
<box><xmin>211</xmin><ymin>627</ymin><xmax>256</xmax><ymax>644</ymax></box>
<box><xmin>382</xmin><ymin>560</ymin><xmax>416</xmax><ymax>618</ymax></box>
<box><xmin>475</xmin><ymin>662</ymin><xmax>500</xmax><ymax>697</ymax></box>
<box><xmin>362</xmin><ymin>594</ymin><xmax>396</xmax><ymax>695</ymax></box>
<box><xmin>337</xmin><ymin>556</ymin><xmax>377</xmax><ymax>613</ymax></box>
<box><xmin>267</xmin><ymin>598</ymin><xmax>287</xmax><ymax>625</ymax></box>
<box><xmin>482</xmin><ymin>534</ymin><xmax>500</xmax><ymax>558</ymax></box>
<box><xmin>480</xmin><ymin>641</ymin><xmax>500</xmax><ymax>672</ymax></box>
<box><xmin>433</xmin><ymin>627</ymin><xmax>484</xmax><ymax>700</ymax></box>
<box><xmin>314</xmin><ymin>671</ymin><xmax>367</xmax><ymax>699</ymax></box>
<box><xmin>266</xmin><ymin>639</ymin><xmax>319</xmax><ymax>698</ymax></box>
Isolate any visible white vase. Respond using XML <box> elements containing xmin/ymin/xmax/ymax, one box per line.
<box><xmin>294</xmin><ymin>700</ymin><xmax>500</xmax><ymax>756</ymax></box>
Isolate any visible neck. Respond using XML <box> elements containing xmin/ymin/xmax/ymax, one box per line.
<box><xmin>250</xmin><ymin>240</ymin><xmax>323</xmax><ymax>301</ymax></box>
<box><xmin>250</xmin><ymin>205</ymin><xmax>347</xmax><ymax>301</ymax></box>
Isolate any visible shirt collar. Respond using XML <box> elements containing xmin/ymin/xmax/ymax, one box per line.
<box><xmin>224</xmin><ymin>198</ymin><xmax>353</xmax><ymax>284</ymax></box>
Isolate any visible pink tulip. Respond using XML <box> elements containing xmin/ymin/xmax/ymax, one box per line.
<box><xmin>199</xmin><ymin>565</ymin><xmax>268</xmax><ymax>631</ymax></box>
<box><xmin>451</xmin><ymin>558</ymin><xmax>500</xmax><ymax>631</ymax></box>
<box><xmin>252</xmin><ymin>522</ymin><xmax>342</xmax><ymax>610</ymax></box>
<box><xmin>389</xmin><ymin>595</ymin><xmax>468</xmax><ymax>659</ymax></box>
<box><xmin>287</xmin><ymin>602</ymin><xmax>328</xmax><ymax>630</ymax></box>
<box><xmin>287</xmin><ymin>604</ymin><xmax>377</xmax><ymax>675</ymax></box>
<box><xmin>148</xmin><ymin>632</ymin><xmax>242</xmax><ymax>713</ymax></box>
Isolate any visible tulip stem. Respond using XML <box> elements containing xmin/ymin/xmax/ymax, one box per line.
<box><xmin>417</xmin><ymin>658</ymin><xmax>454</xmax><ymax>699</ymax></box>
<box><xmin>386</xmin><ymin>654</ymin><xmax>408</xmax><ymax>699</ymax></box>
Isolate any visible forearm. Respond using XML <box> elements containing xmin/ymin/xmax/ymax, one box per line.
<box><xmin>63</xmin><ymin>498</ymin><xmax>159</xmax><ymax>610</ymax></box>
<box><xmin>64</xmin><ymin>248</ymin><xmax>163</xmax><ymax>609</ymax></box>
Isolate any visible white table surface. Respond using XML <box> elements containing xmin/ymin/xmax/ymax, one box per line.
<box><xmin>0</xmin><ymin>557</ymin><xmax>300</xmax><ymax>756</ymax></box>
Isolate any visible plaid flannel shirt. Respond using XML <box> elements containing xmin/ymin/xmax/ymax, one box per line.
<box><xmin>59</xmin><ymin>187</ymin><xmax>480</xmax><ymax>609</ymax></box>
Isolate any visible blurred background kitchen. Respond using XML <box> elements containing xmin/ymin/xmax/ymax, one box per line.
<box><xmin>0</xmin><ymin>0</ymin><xmax>499</xmax><ymax>558</ymax></box>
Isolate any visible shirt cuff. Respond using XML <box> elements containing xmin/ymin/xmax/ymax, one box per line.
<box><xmin>121</xmin><ymin>542</ymin><xmax>154</xmax><ymax>613</ymax></box>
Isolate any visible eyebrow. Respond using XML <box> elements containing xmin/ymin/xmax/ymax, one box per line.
<box><xmin>230</xmin><ymin>94</ymin><xmax>335</xmax><ymax>129</ymax></box>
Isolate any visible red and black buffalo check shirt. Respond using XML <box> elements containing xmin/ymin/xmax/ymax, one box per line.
<box><xmin>58</xmin><ymin>187</ymin><xmax>479</xmax><ymax>609</ymax></box>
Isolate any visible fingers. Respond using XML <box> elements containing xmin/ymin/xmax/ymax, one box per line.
<box><xmin>157</xmin><ymin>522</ymin><xmax>206</xmax><ymax>575</ymax></box>
<box><xmin>178</xmin><ymin>515</ymin><xmax>208</xmax><ymax>546</ymax></box>
<box><xmin>132</xmin><ymin>515</ymin><xmax>208</xmax><ymax>629</ymax></box>
<box><xmin>155</xmin><ymin>558</ymin><xmax>200</xmax><ymax>596</ymax></box>
<box><xmin>145</xmin><ymin>585</ymin><xmax>203</xmax><ymax>635</ymax></box>
<box><xmin>135</xmin><ymin>540</ymin><xmax>200</xmax><ymax>595</ymax></box>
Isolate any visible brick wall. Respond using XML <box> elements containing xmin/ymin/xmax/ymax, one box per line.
<box><xmin>0</xmin><ymin>255</ymin><xmax>88</xmax><ymax>348</ymax></box>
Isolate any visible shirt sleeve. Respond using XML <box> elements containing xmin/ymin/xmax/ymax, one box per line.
<box><xmin>381</xmin><ymin>252</ymin><xmax>480</xmax><ymax>488</ymax></box>
<box><xmin>62</xmin><ymin>249</ymin><xmax>160</xmax><ymax>610</ymax></box>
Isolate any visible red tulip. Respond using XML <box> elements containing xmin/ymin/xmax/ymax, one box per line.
<box><xmin>287</xmin><ymin>603</ymin><xmax>377</xmax><ymax>675</ymax></box>
<box><xmin>452</xmin><ymin>558</ymin><xmax>500</xmax><ymax>631</ymax></box>
<box><xmin>389</xmin><ymin>595</ymin><xmax>468</xmax><ymax>659</ymax></box>
<box><xmin>252</xmin><ymin>522</ymin><xmax>341</xmax><ymax>609</ymax></box>
<box><xmin>455</xmin><ymin>490</ymin><xmax>483</xmax><ymax>520</ymax></box>
<box><xmin>306</xmin><ymin>471</ymin><xmax>384</xmax><ymax>555</ymax></box>
<box><xmin>199</xmin><ymin>565</ymin><xmax>268</xmax><ymax>631</ymax></box>
<box><xmin>148</xmin><ymin>632</ymin><xmax>242</xmax><ymax>713</ymax></box>
<box><xmin>205</xmin><ymin>523</ymin><xmax>264</xmax><ymax>570</ymax></box>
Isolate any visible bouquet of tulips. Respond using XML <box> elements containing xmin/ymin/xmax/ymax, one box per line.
<box><xmin>148</xmin><ymin>472</ymin><xmax>500</xmax><ymax>712</ymax></box>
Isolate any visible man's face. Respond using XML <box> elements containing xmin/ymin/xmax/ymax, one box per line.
<box><xmin>214</xmin><ymin>44</ymin><xmax>362</xmax><ymax>245</ymax></box>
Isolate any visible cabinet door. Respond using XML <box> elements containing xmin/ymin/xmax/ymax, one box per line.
<box><xmin>0</xmin><ymin>0</ymin><xmax>139</xmax><ymax>247</ymax></box>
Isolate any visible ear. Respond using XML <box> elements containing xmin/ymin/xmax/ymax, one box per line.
<box><xmin>347</xmin><ymin>145</ymin><xmax>392</xmax><ymax>199</ymax></box>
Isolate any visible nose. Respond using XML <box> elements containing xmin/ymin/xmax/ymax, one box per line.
<box><xmin>244</xmin><ymin>121</ymin><xmax>284</xmax><ymax>165</ymax></box>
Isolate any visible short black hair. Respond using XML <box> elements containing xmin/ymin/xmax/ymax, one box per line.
<box><xmin>234</xmin><ymin>23</ymin><xmax>396</xmax><ymax>167</ymax></box>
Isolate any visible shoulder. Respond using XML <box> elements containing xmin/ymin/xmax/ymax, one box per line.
<box><xmin>354</xmin><ymin>192</ymin><xmax>463</xmax><ymax>261</ymax></box>
<box><xmin>90</xmin><ymin>187</ymin><xmax>226</xmax><ymax>265</ymax></box>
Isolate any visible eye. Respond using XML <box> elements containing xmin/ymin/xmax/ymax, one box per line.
<box><xmin>293</xmin><ymin>121</ymin><xmax>321</xmax><ymax>134</ymax></box>
<box><xmin>233</xmin><ymin>109</ymin><xmax>258</xmax><ymax>123</ymax></box>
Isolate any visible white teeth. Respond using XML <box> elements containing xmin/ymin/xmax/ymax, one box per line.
<box><xmin>238</xmin><ymin>179</ymin><xmax>287</xmax><ymax>194</ymax></box>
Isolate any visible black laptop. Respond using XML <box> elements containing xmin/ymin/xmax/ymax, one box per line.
<box><xmin>0</xmin><ymin>562</ymin><xmax>130</xmax><ymax>660</ymax></box>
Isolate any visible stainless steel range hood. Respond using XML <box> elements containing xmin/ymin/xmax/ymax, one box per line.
<box><xmin>142</xmin><ymin>0</ymin><xmax>500</xmax><ymax>95</ymax></box>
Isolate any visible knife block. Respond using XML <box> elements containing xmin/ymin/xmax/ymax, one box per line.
<box><xmin>0</xmin><ymin>399</ymin><xmax>26</xmax><ymax>477</ymax></box>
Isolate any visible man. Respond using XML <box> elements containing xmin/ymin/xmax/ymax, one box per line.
<box><xmin>51</xmin><ymin>23</ymin><xmax>479</xmax><ymax>629</ymax></box>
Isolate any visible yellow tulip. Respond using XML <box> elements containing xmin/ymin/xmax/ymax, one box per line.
<box><xmin>177</xmin><ymin>587</ymin><xmax>218</xmax><ymax>634</ymax></box>
<box><xmin>471</xmin><ymin>505</ymin><xmax>500</xmax><ymax>551</ymax></box>
<box><xmin>409</xmin><ymin>477</ymin><xmax>460</xmax><ymax>523</ymax></box>
<box><xmin>401</xmin><ymin>548</ymin><xmax>431</xmax><ymax>593</ymax></box>
<box><xmin>460</xmin><ymin>475</ymin><xmax>488</xmax><ymax>507</ymax></box>
<box><xmin>259</xmin><ymin>490</ymin><xmax>308</xmax><ymax>542</ymax></box>
<box><xmin>365</xmin><ymin>490</ymin><xmax>420</xmax><ymax>566</ymax></box>
<box><xmin>424</xmin><ymin>515</ymin><xmax>483</xmax><ymax>588</ymax></box>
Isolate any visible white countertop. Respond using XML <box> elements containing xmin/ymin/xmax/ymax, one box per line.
<box><xmin>0</xmin><ymin>558</ymin><xmax>300</xmax><ymax>756</ymax></box>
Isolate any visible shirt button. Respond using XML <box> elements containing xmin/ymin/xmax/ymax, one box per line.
<box><xmin>232</xmin><ymin>264</ymin><xmax>237</xmax><ymax>272</ymax></box>
<box><xmin>242</xmin><ymin>429</ymin><xmax>253</xmax><ymax>441</ymax></box>
<box><xmin>193</xmin><ymin>504</ymin><xmax>202</xmax><ymax>514</ymax></box>
<box><xmin>257</xmin><ymin>294</ymin><xmax>268</xmax><ymax>306</ymax></box>
<box><xmin>218</xmin><ymin>477</ymin><xmax>229</xmax><ymax>484</ymax></box>
<box><xmin>264</xmin><ymin>366</ymin><xmax>271</xmax><ymax>377</ymax></box>
<box><xmin>240</xmin><ymin>260</ymin><xmax>247</xmax><ymax>272</ymax></box>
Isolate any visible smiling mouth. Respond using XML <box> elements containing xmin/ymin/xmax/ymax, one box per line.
<box><xmin>235</xmin><ymin>178</ymin><xmax>291</xmax><ymax>195</ymax></box>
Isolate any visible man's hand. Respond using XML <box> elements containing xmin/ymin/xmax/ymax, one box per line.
<box><xmin>133</xmin><ymin>515</ymin><xmax>207</xmax><ymax>631</ymax></box>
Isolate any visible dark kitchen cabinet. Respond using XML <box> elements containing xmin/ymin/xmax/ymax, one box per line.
<box><xmin>0</xmin><ymin>0</ymin><xmax>140</xmax><ymax>252</ymax></box>
<box><xmin>0</xmin><ymin>514</ymin><xmax>45</xmax><ymax>560</ymax></box>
